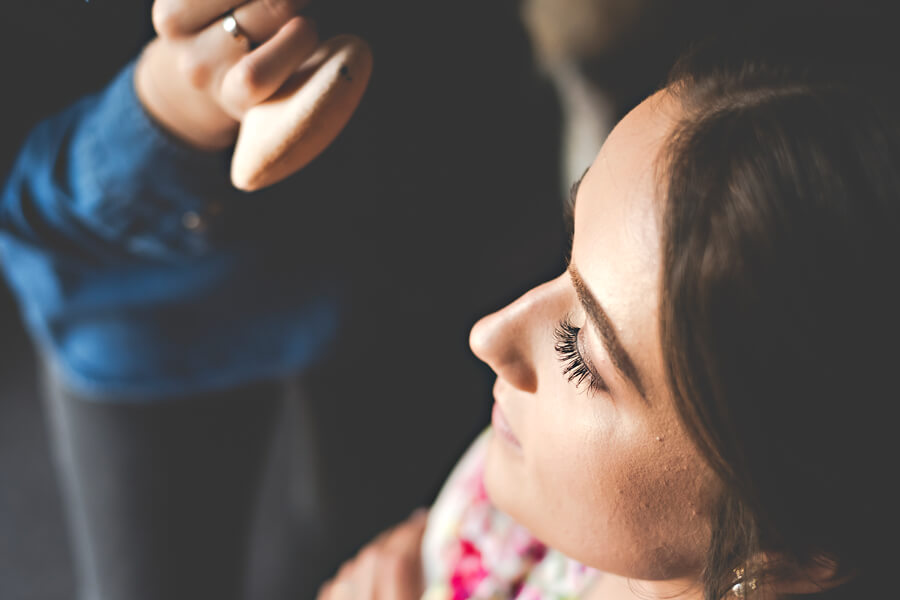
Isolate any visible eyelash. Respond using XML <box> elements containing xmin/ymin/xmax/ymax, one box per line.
<box><xmin>554</xmin><ymin>318</ymin><xmax>609</xmax><ymax>394</ymax></box>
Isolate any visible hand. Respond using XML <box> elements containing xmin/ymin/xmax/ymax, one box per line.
<box><xmin>317</xmin><ymin>509</ymin><xmax>430</xmax><ymax>600</ymax></box>
<box><xmin>136</xmin><ymin>0</ymin><xmax>319</xmax><ymax>150</ymax></box>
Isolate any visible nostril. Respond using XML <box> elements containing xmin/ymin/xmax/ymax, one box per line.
<box><xmin>469</xmin><ymin>311</ymin><xmax>539</xmax><ymax>393</ymax></box>
<box><xmin>503</xmin><ymin>360</ymin><xmax>539</xmax><ymax>393</ymax></box>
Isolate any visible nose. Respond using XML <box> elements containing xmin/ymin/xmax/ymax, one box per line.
<box><xmin>469</xmin><ymin>278</ymin><xmax>563</xmax><ymax>393</ymax></box>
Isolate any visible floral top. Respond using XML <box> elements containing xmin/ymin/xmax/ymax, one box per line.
<box><xmin>421</xmin><ymin>430</ymin><xmax>599</xmax><ymax>599</ymax></box>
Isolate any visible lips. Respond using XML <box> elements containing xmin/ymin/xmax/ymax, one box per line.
<box><xmin>491</xmin><ymin>400</ymin><xmax>522</xmax><ymax>450</ymax></box>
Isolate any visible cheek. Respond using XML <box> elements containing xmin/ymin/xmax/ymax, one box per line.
<box><xmin>615</xmin><ymin>440</ymin><xmax>718</xmax><ymax>576</ymax></box>
<box><xmin>484</xmin><ymin>388</ymin><xmax>619</xmax><ymax>549</ymax></box>
<box><xmin>523</xmin><ymin>408</ymin><xmax>717</xmax><ymax>579</ymax></box>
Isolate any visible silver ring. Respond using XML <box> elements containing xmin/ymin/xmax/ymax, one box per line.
<box><xmin>222</xmin><ymin>11</ymin><xmax>249</xmax><ymax>48</ymax></box>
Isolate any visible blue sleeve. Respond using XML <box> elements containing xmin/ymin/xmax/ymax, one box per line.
<box><xmin>0</xmin><ymin>57</ymin><xmax>243</xmax><ymax>265</ymax></box>
<box><xmin>0</xmin><ymin>56</ymin><xmax>284</xmax><ymax>398</ymax></box>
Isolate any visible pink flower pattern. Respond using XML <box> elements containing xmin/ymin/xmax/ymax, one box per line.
<box><xmin>450</xmin><ymin>540</ymin><xmax>489</xmax><ymax>599</ymax></box>
<box><xmin>421</xmin><ymin>430</ymin><xmax>598</xmax><ymax>599</ymax></box>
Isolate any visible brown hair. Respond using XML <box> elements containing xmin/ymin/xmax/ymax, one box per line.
<box><xmin>658</xmin><ymin>26</ymin><xmax>900</xmax><ymax>600</ymax></box>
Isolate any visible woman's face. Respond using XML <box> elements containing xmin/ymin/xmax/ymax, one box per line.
<box><xmin>470</xmin><ymin>91</ymin><xmax>720</xmax><ymax>582</ymax></box>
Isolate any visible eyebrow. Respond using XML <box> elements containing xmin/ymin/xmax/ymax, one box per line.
<box><xmin>566</xmin><ymin>190</ymin><xmax>648</xmax><ymax>399</ymax></box>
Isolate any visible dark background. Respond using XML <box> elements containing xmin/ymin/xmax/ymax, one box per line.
<box><xmin>0</xmin><ymin>2</ymin><xmax>564</xmax><ymax>598</ymax></box>
<box><xmin>1</xmin><ymin>4</ymin><xmax>151</xmax><ymax>598</ymax></box>
<box><xmin>3</xmin><ymin>1</ymin><xmax>898</xmax><ymax>599</ymax></box>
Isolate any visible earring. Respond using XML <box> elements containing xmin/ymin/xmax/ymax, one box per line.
<box><xmin>727</xmin><ymin>566</ymin><xmax>759</xmax><ymax>598</ymax></box>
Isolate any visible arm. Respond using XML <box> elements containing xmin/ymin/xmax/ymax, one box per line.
<box><xmin>0</xmin><ymin>1</ymin><xmax>325</xmax><ymax>397</ymax></box>
<box><xmin>0</xmin><ymin>55</ymin><xmax>237</xmax><ymax>265</ymax></box>
<box><xmin>0</xmin><ymin>58</ymin><xmax>248</xmax><ymax>394</ymax></box>
<box><xmin>2</xmin><ymin>0</ymin><xmax>320</xmax><ymax>263</ymax></box>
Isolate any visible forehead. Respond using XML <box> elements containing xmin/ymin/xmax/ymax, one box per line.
<box><xmin>571</xmin><ymin>91</ymin><xmax>677</xmax><ymax>401</ymax></box>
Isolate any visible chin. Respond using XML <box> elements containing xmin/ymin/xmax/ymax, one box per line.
<box><xmin>482</xmin><ymin>435</ymin><xmax>553</xmax><ymax>547</ymax></box>
<box><xmin>483</xmin><ymin>436</ymin><xmax>692</xmax><ymax>580</ymax></box>
<box><xmin>483</xmin><ymin>433</ymin><xmax>525</xmax><ymax>519</ymax></box>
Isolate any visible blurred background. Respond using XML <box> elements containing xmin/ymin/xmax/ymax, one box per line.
<box><xmin>1</xmin><ymin>1</ymin><xmax>896</xmax><ymax>598</ymax></box>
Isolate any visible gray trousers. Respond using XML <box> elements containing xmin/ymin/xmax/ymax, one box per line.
<box><xmin>41</xmin><ymin>369</ymin><xmax>334</xmax><ymax>600</ymax></box>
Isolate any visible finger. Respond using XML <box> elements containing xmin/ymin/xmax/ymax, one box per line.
<box><xmin>231</xmin><ymin>0</ymin><xmax>313</xmax><ymax>41</ymax></box>
<box><xmin>368</xmin><ymin>526</ymin><xmax>394</xmax><ymax>549</ymax></box>
<box><xmin>219</xmin><ymin>16</ymin><xmax>318</xmax><ymax>118</ymax></box>
<box><xmin>171</xmin><ymin>0</ymin><xmax>315</xmax><ymax>99</ymax></box>
<box><xmin>316</xmin><ymin>578</ymin><xmax>334</xmax><ymax>600</ymax></box>
<box><xmin>330</xmin><ymin>580</ymin><xmax>358</xmax><ymax>600</ymax></box>
<box><xmin>316</xmin><ymin>555</ymin><xmax>359</xmax><ymax>600</ymax></box>
<box><xmin>354</xmin><ymin>550</ymin><xmax>379</xmax><ymax>600</ymax></box>
<box><xmin>152</xmin><ymin>0</ymin><xmax>243</xmax><ymax>38</ymax></box>
<box><xmin>173</xmin><ymin>12</ymin><xmax>252</xmax><ymax>93</ymax></box>
<box><xmin>335</xmin><ymin>555</ymin><xmax>358</xmax><ymax>581</ymax></box>
<box><xmin>153</xmin><ymin>0</ymin><xmax>312</xmax><ymax>41</ymax></box>
<box><xmin>383</xmin><ymin>554</ymin><xmax>425</xmax><ymax>600</ymax></box>
<box><xmin>409</xmin><ymin>507</ymin><xmax>430</xmax><ymax>524</ymax></box>
<box><xmin>381</xmin><ymin>516</ymin><xmax>428</xmax><ymax>600</ymax></box>
<box><xmin>364</xmin><ymin>511</ymin><xmax>428</xmax><ymax>555</ymax></box>
<box><xmin>383</xmin><ymin>512</ymin><xmax>428</xmax><ymax>555</ymax></box>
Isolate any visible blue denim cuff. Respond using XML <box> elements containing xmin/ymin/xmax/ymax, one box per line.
<box><xmin>67</xmin><ymin>57</ymin><xmax>243</xmax><ymax>258</ymax></box>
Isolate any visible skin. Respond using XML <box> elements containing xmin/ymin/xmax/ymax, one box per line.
<box><xmin>470</xmin><ymin>90</ymin><xmax>721</xmax><ymax>598</ymax></box>
<box><xmin>317</xmin><ymin>509</ymin><xmax>429</xmax><ymax>600</ymax></box>
<box><xmin>320</xmin><ymin>91</ymin><xmax>722</xmax><ymax>600</ymax></box>
<box><xmin>140</xmin><ymin>4</ymin><xmax>725</xmax><ymax>594</ymax></box>
<box><xmin>129</xmin><ymin>9</ymin><xmax>847</xmax><ymax>591</ymax></box>
<box><xmin>136</xmin><ymin>0</ymin><xmax>318</xmax><ymax>150</ymax></box>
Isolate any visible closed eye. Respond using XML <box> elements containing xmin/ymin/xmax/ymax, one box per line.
<box><xmin>554</xmin><ymin>317</ymin><xmax>609</xmax><ymax>394</ymax></box>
